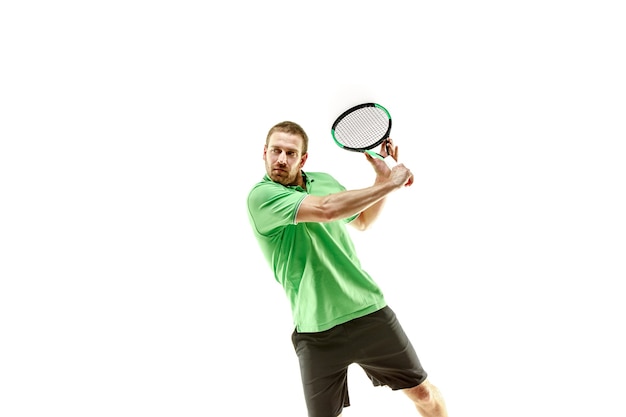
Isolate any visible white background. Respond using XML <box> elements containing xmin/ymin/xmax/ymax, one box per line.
<box><xmin>1</xmin><ymin>1</ymin><xmax>625</xmax><ymax>416</ymax></box>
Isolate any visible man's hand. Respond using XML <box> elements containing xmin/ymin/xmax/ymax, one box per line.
<box><xmin>383</xmin><ymin>138</ymin><xmax>399</xmax><ymax>161</ymax></box>
<box><xmin>365</xmin><ymin>138</ymin><xmax>413</xmax><ymax>187</ymax></box>
<box><xmin>390</xmin><ymin>164</ymin><xmax>414</xmax><ymax>187</ymax></box>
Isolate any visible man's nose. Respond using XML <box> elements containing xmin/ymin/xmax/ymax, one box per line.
<box><xmin>277</xmin><ymin>151</ymin><xmax>287</xmax><ymax>163</ymax></box>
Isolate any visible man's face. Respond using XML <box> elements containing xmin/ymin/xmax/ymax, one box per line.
<box><xmin>263</xmin><ymin>131</ymin><xmax>307</xmax><ymax>186</ymax></box>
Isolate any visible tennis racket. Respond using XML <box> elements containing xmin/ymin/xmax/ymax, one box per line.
<box><xmin>331</xmin><ymin>102</ymin><xmax>392</xmax><ymax>160</ymax></box>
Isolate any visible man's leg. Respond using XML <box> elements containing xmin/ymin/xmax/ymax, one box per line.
<box><xmin>403</xmin><ymin>378</ymin><xmax>448</xmax><ymax>417</ymax></box>
<box><xmin>292</xmin><ymin>328</ymin><xmax>351</xmax><ymax>417</ymax></box>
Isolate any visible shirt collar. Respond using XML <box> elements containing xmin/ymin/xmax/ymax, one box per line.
<box><xmin>262</xmin><ymin>171</ymin><xmax>312</xmax><ymax>192</ymax></box>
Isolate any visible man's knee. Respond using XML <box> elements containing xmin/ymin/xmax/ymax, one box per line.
<box><xmin>404</xmin><ymin>379</ymin><xmax>434</xmax><ymax>403</ymax></box>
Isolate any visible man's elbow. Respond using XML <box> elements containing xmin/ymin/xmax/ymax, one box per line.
<box><xmin>350</xmin><ymin>213</ymin><xmax>370</xmax><ymax>231</ymax></box>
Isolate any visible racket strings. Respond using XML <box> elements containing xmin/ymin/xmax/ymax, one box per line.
<box><xmin>333</xmin><ymin>107</ymin><xmax>390</xmax><ymax>148</ymax></box>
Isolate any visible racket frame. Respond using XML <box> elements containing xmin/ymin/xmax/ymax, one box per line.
<box><xmin>331</xmin><ymin>102</ymin><xmax>392</xmax><ymax>159</ymax></box>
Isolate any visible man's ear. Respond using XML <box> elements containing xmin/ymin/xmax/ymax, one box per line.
<box><xmin>300</xmin><ymin>152</ymin><xmax>308</xmax><ymax>167</ymax></box>
<box><xmin>263</xmin><ymin>145</ymin><xmax>267</xmax><ymax>160</ymax></box>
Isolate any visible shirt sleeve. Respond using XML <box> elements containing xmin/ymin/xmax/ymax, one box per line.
<box><xmin>247</xmin><ymin>181</ymin><xmax>307</xmax><ymax>236</ymax></box>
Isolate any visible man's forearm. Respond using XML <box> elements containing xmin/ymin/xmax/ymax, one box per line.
<box><xmin>296</xmin><ymin>182</ymin><xmax>397</xmax><ymax>224</ymax></box>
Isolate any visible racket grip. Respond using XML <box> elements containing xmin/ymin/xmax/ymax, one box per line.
<box><xmin>365</xmin><ymin>149</ymin><xmax>398</xmax><ymax>168</ymax></box>
<box><xmin>365</xmin><ymin>149</ymin><xmax>385</xmax><ymax>160</ymax></box>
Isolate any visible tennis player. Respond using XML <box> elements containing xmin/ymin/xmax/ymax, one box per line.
<box><xmin>247</xmin><ymin>121</ymin><xmax>448</xmax><ymax>417</ymax></box>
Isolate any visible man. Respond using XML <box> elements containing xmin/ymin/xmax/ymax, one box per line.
<box><xmin>247</xmin><ymin>121</ymin><xmax>448</xmax><ymax>417</ymax></box>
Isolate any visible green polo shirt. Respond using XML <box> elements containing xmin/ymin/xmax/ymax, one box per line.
<box><xmin>247</xmin><ymin>171</ymin><xmax>386</xmax><ymax>332</ymax></box>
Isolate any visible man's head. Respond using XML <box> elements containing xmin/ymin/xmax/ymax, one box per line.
<box><xmin>264</xmin><ymin>121</ymin><xmax>309</xmax><ymax>187</ymax></box>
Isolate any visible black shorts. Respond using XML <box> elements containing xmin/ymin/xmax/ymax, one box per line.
<box><xmin>291</xmin><ymin>306</ymin><xmax>428</xmax><ymax>417</ymax></box>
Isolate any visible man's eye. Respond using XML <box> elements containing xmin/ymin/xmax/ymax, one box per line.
<box><xmin>287</xmin><ymin>151</ymin><xmax>296</xmax><ymax>157</ymax></box>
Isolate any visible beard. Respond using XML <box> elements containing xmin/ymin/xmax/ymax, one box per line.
<box><xmin>266</xmin><ymin>162</ymin><xmax>297</xmax><ymax>186</ymax></box>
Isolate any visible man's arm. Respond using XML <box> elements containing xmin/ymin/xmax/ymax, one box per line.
<box><xmin>295</xmin><ymin>161</ymin><xmax>413</xmax><ymax>228</ymax></box>
<box><xmin>351</xmin><ymin>139</ymin><xmax>414</xmax><ymax>230</ymax></box>
<box><xmin>349</xmin><ymin>184</ymin><xmax>389</xmax><ymax>231</ymax></box>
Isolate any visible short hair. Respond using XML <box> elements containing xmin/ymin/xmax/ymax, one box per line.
<box><xmin>266</xmin><ymin>121</ymin><xmax>309</xmax><ymax>154</ymax></box>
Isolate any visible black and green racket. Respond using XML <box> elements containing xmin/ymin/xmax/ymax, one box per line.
<box><xmin>331</xmin><ymin>102</ymin><xmax>392</xmax><ymax>160</ymax></box>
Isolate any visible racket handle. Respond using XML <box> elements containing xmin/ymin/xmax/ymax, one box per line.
<box><xmin>365</xmin><ymin>149</ymin><xmax>398</xmax><ymax>168</ymax></box>
<box><xmin>365</xmin><ymin>149</ymin><xmax>385</xmax><ymax>160</ymax></box>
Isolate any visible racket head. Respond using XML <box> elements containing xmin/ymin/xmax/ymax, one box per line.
<box><xmin>331</xmin><ymin>103</ymin><xmax>392</xmax><ymax>154</ymax></box>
